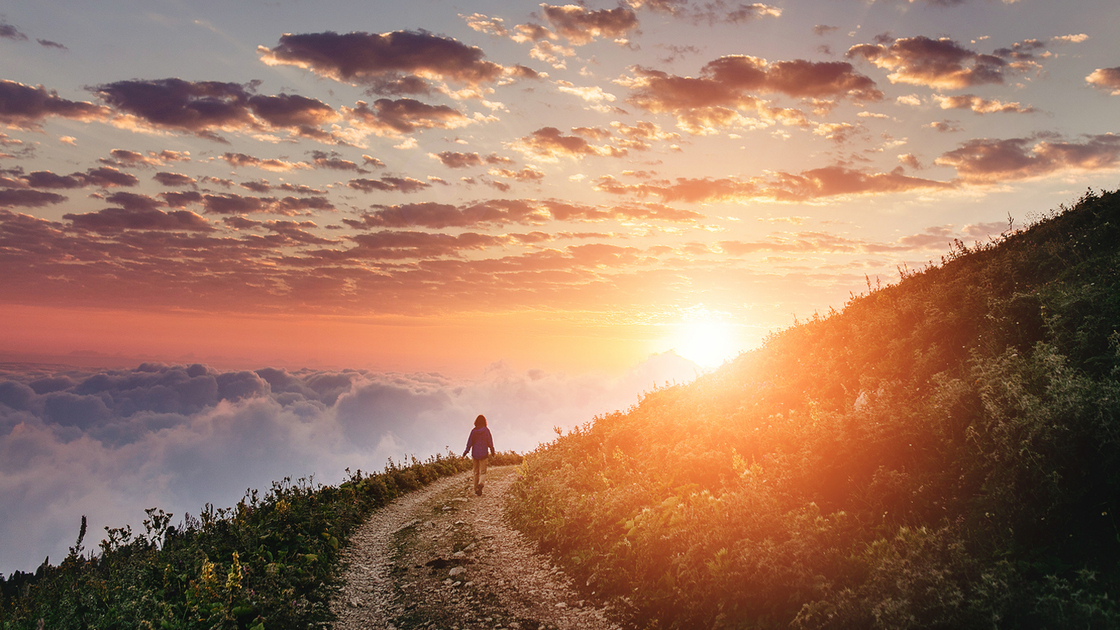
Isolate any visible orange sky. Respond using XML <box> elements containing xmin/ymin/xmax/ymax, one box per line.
<box><xmin>2</xmin><ymin>0</ymin><xmax>1119</xmax><ymax>374</ymax></box>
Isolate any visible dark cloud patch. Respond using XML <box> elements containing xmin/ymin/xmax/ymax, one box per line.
<box><xmin>258</xmin><ymin>30</ymin><xmax>506</xmax><ymax>94</ymax></box>
<box><xmin>847</xmin><ymin>36</ymin><xmax>1008</xmax><ymax>89</ymax></box>
<box><xmin>349</xmin><ymin>198</ymin><xmax>700</xmax><ymax>229</ymax></box>
<box><xmin>310</xmin><ymin>150</ymin><xmax>368</xmax><ymax>173</ymax></box>
<box><xmin>0</xmin><ymin>80</ymin><xmax>109</xmax><ymax>129</ymax></box>
<box><xmin>0</xmin><ymin>22</ymin><xmax>28</xmax><ymax>41</ymax></box>
<box><xmin>0</xmin><ymin>188</ymin><xmax>67</xmax><ymax>208</ymax></box>
<box><xmin>345</xmin><ymin>99</ymin><xmax>469</xmax><ymax>136</ymax></box>
<box><xmin>345</xmin><ymin>230</ymin><xmax>505</xmax><ymax>259</ymax></box>
<box><xmin>348</xmin><ymin>176</ymin><xmax>431</xmax><ymax>193</ymax></box>
<box><xmin>594</xmin><ymin>165</ymin><xmax>953</xmax><ymax>202</ymax></box>
<box><xmin>628</xmin><ymin>55</ymin><xmax>881</xmax><ymax>114</ymax></box>
<box><xmin>92</xmin><ymin>79</ymin><xmax>338</xmax><ymax>142</ymax></box>
<box><xmin>219</xmin><ymin>152</ymin><xmax>308</xmax><ymax>172</ymax></box>
<box><xmin>429</xmin><ymin>151</ymin><xmax>512</xmax><ymax>169</ymax></box>
<box><xmin>196</xmin><ymin>192</ymin><xmax>335</xmax><ymax>215</ymax></box>
<box><xmin>37</xmin><ymin>39</ymin><xmax>66</xmax><ymax>49</ymax></box>
<box><xmin>935</xmin><ymin>134</ymin><xmax>1120</xmax><ymax>184</ymax></box>
<box><xmin>64</xmin><ymin>206</ymin><xmax>213</xmax><ymax>232</ymax></box>
<box><xmin>540</xmin><ymin>4</ymin><xmax>639</xmax><ymax>45</ymax></box>
<box><xmin>154</xmin><ymin>172</ymin><xmax>196</xmax><ymax>187</ymax></box>
<box><xmin>627</xmin><ymin>0</ymin><xmax>781</xmax><ymax>25</ymax></box>
<box><xmin>161</xmin><ymin>190</ymin><xmax>204</xmax><ymax>208</ymax></box>
<box><xmin>511</xmin><ymin>127</ymin><xmax>626</xmax><ymax>160</ymax></box>
<box><xmin>241</xmin><ymin>179</ymin><xmax>272</xmax><ymax>193</ymax></box>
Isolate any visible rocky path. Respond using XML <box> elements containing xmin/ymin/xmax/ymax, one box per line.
<box><xmin>330</xmin><ymin>466</ymin><xmax>622</xmax><ymax>630</ymax></box>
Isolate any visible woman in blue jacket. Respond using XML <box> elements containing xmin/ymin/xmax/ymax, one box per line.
<box><xmin>463</xmin><ymin>414</ymin><xmax>495</xmax><ymax>496</ymax></box>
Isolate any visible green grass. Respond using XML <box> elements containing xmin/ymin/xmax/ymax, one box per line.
<box><xmin>507</xmin><ymin>189</ymin><xmax>1120</xmax><ymax>629</ymax></box>
<box><xmin>0</xmin><ymin>451</ymin><xmax>522</xmax><ymax>629</ymax></box>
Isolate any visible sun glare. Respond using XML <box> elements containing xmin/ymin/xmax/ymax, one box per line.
<box><xmin>669</xmin><ymin>317</ymin><xmax>741</xmax><ymax>369</ymax></box>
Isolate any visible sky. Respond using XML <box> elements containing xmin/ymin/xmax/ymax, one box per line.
<box><xmin>1</xmin><ymin>0</ymin><xmax>1119</xmax><ymax>573</ymax></box>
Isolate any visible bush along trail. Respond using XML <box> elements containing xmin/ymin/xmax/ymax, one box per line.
<box><xmin>0</xmin><ymin>452</ymin><xmax>518</xmax><ymax>630</ymax></box>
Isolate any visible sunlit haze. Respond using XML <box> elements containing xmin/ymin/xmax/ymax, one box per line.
<box><xmin>1</xmin><ymin>0</ymin><xmax>1118</xmax><ymax>574</ymax></box>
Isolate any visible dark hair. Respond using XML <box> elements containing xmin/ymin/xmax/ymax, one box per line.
<box><xmin>474</xmin><ymin>414</ymin><xmax>487</xmax><ymax>428</ymax></box>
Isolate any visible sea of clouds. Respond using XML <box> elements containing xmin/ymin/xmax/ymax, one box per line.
<box><xmin>0</xmin><ymin>353</ymin><xmax>699</xmax><ymax>576</ymax></box>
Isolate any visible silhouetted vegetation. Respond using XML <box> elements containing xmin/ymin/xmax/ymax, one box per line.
<box><xmin>508</xmin><ymin>189</ymin><xmax>1120</xmax><ymax>629</ymax></box>
<box><xmin>0</xmin><ymin>451</ymin><xmax>522</xmax><ymax>629</ymax></box>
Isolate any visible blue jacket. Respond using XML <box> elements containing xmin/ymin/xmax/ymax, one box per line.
<box><xmin>464</xmin><ymin>426</ymin><xmax>494</xmax><ymax>459</ymax></box>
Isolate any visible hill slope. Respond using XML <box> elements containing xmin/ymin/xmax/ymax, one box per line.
<box><xmin>507</xmin><ymin>189</ymin><xmax>1120</xmax><ymax>629</ymax></box>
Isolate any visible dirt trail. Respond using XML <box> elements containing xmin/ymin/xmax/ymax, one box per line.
<box><xmin>330</xmin><ymin>466</ymin><xmax>622</xmax><ymax>630</ymax></box>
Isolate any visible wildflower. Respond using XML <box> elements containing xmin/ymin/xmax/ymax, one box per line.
<box><xmin>226</xmin><ymin>552</ymin><xmax>243</xmax><ymax>591</ymax></box>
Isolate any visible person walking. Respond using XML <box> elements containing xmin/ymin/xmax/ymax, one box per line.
<box><xmin>463</xmin><ymin>414</ymin><xmax>495</xmax><ymax>496</ymax></box>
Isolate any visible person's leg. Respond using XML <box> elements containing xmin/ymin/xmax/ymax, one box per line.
<box><xmin>478</xmin><ymin>456</ymin><xmax>488</xmax><ymax>494</ymax></box>
<box><xmin>473</xmin><ymin>457</ymin><xmax>482</xmax><ymax>494</ymax></box>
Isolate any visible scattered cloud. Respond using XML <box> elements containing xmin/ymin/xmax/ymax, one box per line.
<box><xmin>343</xmin><ymin>99</ymin><xmax>471</xmax><ymax>137</ymax></box>
<box><xmin>510</xmin><ymin>127</ymin><xmax>627</xmax><ymax>161</ymax></box>
<box><xmin>934</xmin><ymin>94</ymin><xmax>1036</xmax><ymax>114</ymax></box>
<box><xmin>540</xmin><ymin>4</ymin><xmax>640</xmax><ymax>45</ymax></box>
<box><xmin>1086</xmin><ymin>67</ymin><xmax>1120</xmax><ymax>95</ymax></box>
<box><xmin>621</xmin><ymin>55</ymin><xmax>882</xmax><ymax>132</ymax></box>
<box><xmin>935</xmin><ymin>134</ymin><xmax>1120</xmax><ymax>184</ymax></box>
<box><xmin>0</xmin><ymin>80</ymin><xmax>109</xmax><ymax>130</ymax></box>
<box><xmin>848</xmin><ymin>36</ymin><xmax>1012</xmax><ymax>89</ymax></box>
<box><xmin>258</xmin><ymin>30</ymin><xmax>507</xmax><ymax>95</ymax></box>
<box><xmin>348</xmin><ymin>176</ymin><xmax>432</xmax><ymax>194</ymax></box>
<box><xmin>93</xmin><ymin>79</ymin><xmax>339</xmax><ymax>142</ymax></box>
<box><xmin>595</xmin><ymin>165</ymin><xmax>953</xmax><ymax>203</ymax></box>
<box><xmin>219</xmin><ymin>152</ymin><xmax>310</xmax><ymax>172</ymax></box>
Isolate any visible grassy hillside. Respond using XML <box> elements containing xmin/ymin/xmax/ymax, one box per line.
<box><xmin>508</xmin><ymin>189</ymin><xmax>1120</xmax><ymax>629</ymax></box>
<box><xmin>0</xmin><ymin>452</ymin><xmax>521</xmax><ymax>629</ymax></box>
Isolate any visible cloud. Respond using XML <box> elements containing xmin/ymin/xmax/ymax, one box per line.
<box><xmin>934</xmin><ymin>94</ymin><xmax>1035</xmax><ymax>114</ymax></box>
<box><xmin>935</xmin><ymin>134</ymin><xmax>1120</xmax><ymax>184</ymax></box>
<box><xmin>348</xmin><ymin>198</ymin><xmax>701</xmax><ymax>230</ymax></box>
<box><xmin>63</xmin><ymin>206</ymin><xmax>213</xmax><ymax>232</ymax></box>
<box><xmin>153</xmin><ymin>172</ymin><xmax>196</xmax><ymax>187</ymax></box>
<box><xmin>0</xmin><ymin>80</ymin><xmax>109</xmax><ymax>130</ymax></box>
<box><xmin>309</xmin><ymin>150</ymin><xmax>368</xmax><ymax>173</ymax></box>
<box><xmin>1086</xmin><ymin>67</ymin><xmax>1120</xmax><ymax>96</ymax></box>
<box><xmin>92</xmin><ymin>79</ymin><xmax>339</xmax><ymax>142</ymax></box>
<box><xmin>462</xmin><ymin>13</ymin><xmax>509</xmax><ymax>37</ymax></box>
<box><xmin>510</xmin><ymin>127</ymin><xmax>627</xmax><ymax>161</ymax></box>
<box><xmin>0</xmin><ymin>22</ymin><xmax>28</xmax><ymax>41</ymax></box>
<box><xmin>621</xmin><ymin>55</ymin><xmax>881</xmax><ymax>132</ymax></box>
<box><xmin>488</xmin><ymin>166</ymin><xmax>546</xmax><ymax>183</ymax></box>
<box><xmin>347</xmin><ymin>176</ymin><xmax>432</xmax><ymax>194</ymax></box>
<box><xmin>219</xmin><ymin>152</ymin><xmax>310</xmax><ymax>172</ymax></box>
<box><xmin>258</xmin><ymin>30</ymin><xmax>506</xmax><ymax>95</ymax></box>
<box><xmin>847</xmin><ymin>36</ymin><xmax>1012</xmax><ymax>89</ymax></box>
<box><xmin>627</xmin><ymin>0</ymin><xmax>781</xmax><ymax>25</ymax></box>
<box><xmin>594</xmin><ymin>165</ymin><xmax>953</xmax><ymax>203</ymax></box>
<box><xmin>195</xmin><ymin>193</ymin><xmax>335</xmax><ymax>215</ymax></box>
<box><xmin>429</xmin><ymin>151</ymin><xmax>512</xmax><ymax>169</ymax></box>
<box><xmin>0</xmin><ymin>356</ymin><xmax>701</xmax><ymax>575</ymax></box>
<box><xmin>0</xmin><ymin>189</ymin><xmax>67</xmax><ymax>208</ymax></box>
<box><xmin>103</xmin><ymin>149</ymin><xmax>192</xmax><ymax>169</ymax></box>
<box><xmin>540</xmin><ymin>4</ymin><xmax>640</xmax><ymax>45</ymax></box>
<box><xmin>6</xmin><ymin>166</ymin><xmax>139</xmax><ymax>189</ymax></box>
<box><xmin>344</xmin><ymin>99</ymin><xmax>471</xmax><ymax>137</ymax></box>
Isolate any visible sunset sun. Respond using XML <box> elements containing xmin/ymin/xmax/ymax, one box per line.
<box><xmin>668</xmin><ymin>316</ymin><xmax>741</xmax><ymax>369</ymax></box>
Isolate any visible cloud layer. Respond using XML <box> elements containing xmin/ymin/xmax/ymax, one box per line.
<box><xmin>0</xmin><ymin>354</ymin><xmax>700</xmax><ymax>575</ymax></box>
